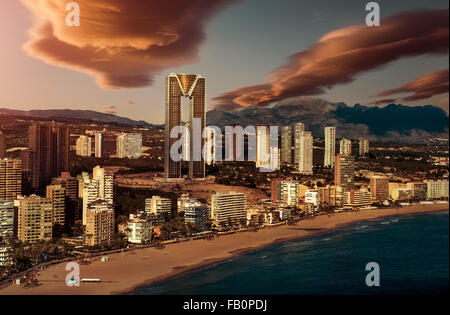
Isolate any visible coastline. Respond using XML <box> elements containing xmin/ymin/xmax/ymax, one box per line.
<box><xmin>0</xmin><ymin>203</ymin><xmax>448</xmax><ymax>295</ymax></box>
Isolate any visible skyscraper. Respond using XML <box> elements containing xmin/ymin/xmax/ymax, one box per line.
<box><xmin>46</xmin><ymin>184</ymin><xmax>66</xmax><ymax>232</ymax></box>
<box><xmin>0</xmin><ymin>131</ymin><xmax>5</xmax><ymax>158</ymax></box>
<box><xmin>293</xmin><ymin>123</ymin><xmax>305</xmax><ymax>165</ymax></box>
<box><xmin>76</xmin><ymin>135</ymin><xmax>92</xmax><ymax>157</ymax></box>
<box><xmin>298</xmin><ymin>131</ymin><xmax>313</xmax><ymax>175</ymax></box>
<box><xmin>256</xmin><ymin>124</ymin><xmax>270</xmax><ymax>168</ymax></box>
<box><xmin>52</xmin><ymin>172</ymin><xmax>79</xmax><ymax>224</ymax></box>
<box><xmin>117</xmin><ymin>133</ymin><xmax>142</xmax><ymax>159</ymax></box>
<box><xmin>281</xmin><ymin>126</ymin><xmax>292</xmax><ymax>164</ymax></box>
<box><xmin>28</xmin><ymin>123</ymin><xmax>69</xmax><ymax>187</ymax></box>
<box><xmin>334</xmin><ymin>154</ymin><xmax>355</xmax><ymax>192</ymax></box>
<box><xmin>94</xmin><ymin>133</ymin><xmax>103</xmax><ymax>158</ymax></box>
<box><xmin>339</xmin><ymin>139</ymin><xmax>352</xmax><ymax>155</ymax></box>
<box><xmin>324</xmin><ymin>126</ymin><xmax>336</xmax><ymax>168</ymax></box>
<box><xmin>165</xmin><ymin>73</ymin><xmax>206</xmax><ymax>180</ymax></box>
<box><xmin>359</xmin><ymin>138</ymin><xmax>370</xmax><ymax>156</ymax></box>
<box><xmin>0</xmin><ymin>159</ymin><xmax>22</xmax><ymax>201</ymax></box>
<box><xmin>82</xmin><ymin>166</ymin><xmax>114</xmax><ymax>225</ymax></box>
<box><xmin>85</xmin><ymin>200</ymin><xmax>115</xmax><ymax>247</ymax></box>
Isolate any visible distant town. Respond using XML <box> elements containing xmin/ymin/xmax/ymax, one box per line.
<box><xmin>0</xmin><ymin>75</ymin><xmax>449</xmax><ymax>289</ymax></box>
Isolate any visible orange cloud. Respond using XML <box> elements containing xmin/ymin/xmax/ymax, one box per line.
<box><xmin>213</xmin><ymin>9</ymin><xmax>449</xmax><ymax>111</ymax></box>
<box><xmin>21</xmin><ymin>0</ymin><xmax>240</xmax><ymax>89</ymax></box>
<box><xmin>377</xmin><ymin>69</ymin><xmax>449</xmax><ymax>101</ymax></box>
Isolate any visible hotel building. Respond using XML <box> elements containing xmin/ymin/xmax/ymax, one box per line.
<box><xmin>370</xmin><ymin>175</ymin><xmax>390</xmax><ymax>202</ymax></box>
<box><xmin>183</xmin><ymin>199</ymin><xmax>210</xmax><ymax>232</ymax></box>
<box><xmin>256</xmin><ymin>124</ymin><xmax>270</xmax><ymax>168</ymax></box>
<box><xmin>146</xmin><ymin>196</ymin><xmax>172</xmax><ymax>218</ymax></box>
<box><xmin>324</xmin><ymin>127</ymin><xmax>336</xmax><ymax>168</ymax></box>
<box><xmin>165</xmin><ymin>73</ymin><xmax>206</xmax><ymax>179</ymax></box>
<box><xmin>211</xmin><ymin>192</ymin><xmax>246</xmax><ymax>228</ymax></box>
<box><xmin>345</xmin><ymin>189</ymin><xmax>372</xmax><ymax>207</ymax></box>
<box><xmin>334</xmin><ymin>154</ymin><xmax>355</xmax><ymax>192</ymax></box>
<box><xmin>0</xmin><ymin>159</ymin><xmax>22</xmax><ymax>201</ymax></box>
<box><xmin>15</xmin><ymin>195</ymin><xmax>53</xmax><ymax>243</ymax></box>
<box><xmin>128</xmin><ymin>212</ymin><xmax>153</xmax><ymax>245</ymax></box>
<box><xmin>425</xmin><ymin>180</ymin><xmax>449</xmax><ymax>199</ymax></box>
<box><xmin>406</xmin><ymin>182</ymin><xmax>428</xmax><ymax>200</ymax></box>
<box><xmin>46</xmin><ymin>185</ymin><xmax>66</xmax><ymax>231</ymax></box>
<box><xmin>85</xmin><ymin>200</ymin><xmax>115</xmax><ymax>247</ymax></box>
<box><xmin>52</xmin><ymin>172</ymin><xmax>79</xmax><ymax>224</ymax></box>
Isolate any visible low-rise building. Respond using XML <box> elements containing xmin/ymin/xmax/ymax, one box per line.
<box><xmin>128</xmin><ymin>212</ymin><xmax>153</xmax><ymax>245</ymax></box>
<box><xmin>0</xmin><ymin>245</ymin><xmax>12</xmax><ymax>268</ymax></box>
<box><xmin>406</xmin><ymin>182</ymin><xmax>428</xmax><ymax>200</ymax></box>
<box><xmin>345</xmin><ymin>189</ymin><xmax>372</xmax><ymax>207</ymax></box>
<box><xmin>391</xmin><ymin>188</ymin><xmax>413</xmax><ymax>201</ymax></box>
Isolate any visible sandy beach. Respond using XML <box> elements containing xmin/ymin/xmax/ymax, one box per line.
<box><xmin>0</xmin><ymin>203</ymin><xmax>448</xmax><ymax>295</ymax></box>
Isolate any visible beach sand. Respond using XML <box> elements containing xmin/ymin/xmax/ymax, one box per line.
<box><xmin>0</xmin><ymin>203</ymin><xmax>448</xmax><ymax>295</ymax></box>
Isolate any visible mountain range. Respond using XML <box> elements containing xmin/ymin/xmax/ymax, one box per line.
<box><xmin>206</xmin><ymin>98</ymin><xmax>449</xmax><ymax>143</ymax></box>
<box><xmin>1</xmin><ymin>98</ymin><xmax>448</xmax><ymax>143</ymax></box>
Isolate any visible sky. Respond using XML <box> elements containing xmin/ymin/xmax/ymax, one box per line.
<box><xmin>0</xmin><ymin>0</ymin><xmax>448</xmax><ymax>124</ymax></box>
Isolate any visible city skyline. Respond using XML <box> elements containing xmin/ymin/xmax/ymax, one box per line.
<box><xmin>0</xmin><ymin>1</ymin><xmax>448</xmax><ymax>125</ymax></box>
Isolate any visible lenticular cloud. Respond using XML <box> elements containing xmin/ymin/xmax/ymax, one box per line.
<box><xmin>21</xmin><ymin>0</ymin><xmax>240</xmax><ymax>89</ymax></box>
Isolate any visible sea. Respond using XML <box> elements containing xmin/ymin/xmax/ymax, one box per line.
<box><xmin>132</xmin><ymin>211</ymin><xmax>449</xmax><ymax>295</ymax></box>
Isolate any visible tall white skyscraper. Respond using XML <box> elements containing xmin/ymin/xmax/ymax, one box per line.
<box><xmin>339</xmin><ymin>139</ymin><xmax>352</xmax><ymax>155</ymax></box>
<box><xmin>298</xmin><ymin>131</ymin><xmax>313</xmax><ymax>175</ymax></box>
<box><xmin>294</xmin><ymin>123</ymin><xmax>305</xmax><ymax>165</ymax></box>
<box><xmin>324</xmin><ymin>127</ymin><xmax>336</xmax><ymax>168</ymax></box>
<box><xmin>117</xmin><ymin>133</ymin><xmax>142</xmax><ymax>159</ymax></box>
<box><xmin>256</xmin><ymin>124</ymin><xmax>270</xmax><ymax>168</ymax></box>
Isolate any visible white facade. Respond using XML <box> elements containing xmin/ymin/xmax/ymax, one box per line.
<box><xmin>425</xmin><ymin>180</ymin><xmax>449</xmax><ymax>199</ymax></box>
<box><xmin>94</xmin><ymin>133</ymin><xmax>103</xmax><ymax>158</ymax></box>
<box><xmin>146</xmin><ymin>196</ymin><xmax>172</xmax><ymax>217</ymax></box>
<box><xmin>128</xmin><ymin>213</ymin><xmax>152</xmax><ymax>244</ymax></box>
<box><xmin>76</xmin><ymin>136</ymin><xmax>92</xmax><ymax>157</ymax></box>
<box><xmin>117</xmin><ymin>133</ymin><xmax>142</xmax><ymax>159</ymax></box>
<box><xmin>211</xmin><ymin>192</ymin><xmax>246</xmax><ymax>228</ymax></box>
<box><xmin>305</xmin><ymin>190</ymin><xmax>321</xmax><ymax>207</ymax></box>
<box><xmin>359</xmin><ymin>139</ymin><xmax>370</xmax><ymax>156</ymax></box>
<box><xmin>0</xmin><ymin>246</ymin><xmax>12</xmax><ymax>267</ymax></box>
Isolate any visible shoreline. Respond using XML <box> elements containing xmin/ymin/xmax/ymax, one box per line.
<box><xmin>0</xmin><ymin>203</ymin><xmax>448</xmax><ymax>295</ymax></box>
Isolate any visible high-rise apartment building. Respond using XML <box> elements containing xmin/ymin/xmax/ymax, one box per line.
<box><xmin>28</xmin><ymin>123</ymin><xmax>69</xmax><ymax>187</ymax></box>
<box><xmin>0</xmin><ymin>201</ymin><xmax>14</xmax><ymax>239</ymax></box>
<box><xmin>298</xmin><ymin>131</ymin><xmax>313</xmax><ymax>175</ymax></box>
<box><xmin>211</xmin><ymin>192</ymin><xmax>246</xmax><ymax>228</ymax></box>
<box><xmin>165</xmin><ymin>73</ymin><xmax>206</xmax><ymax>179</ymax></box>
<box><xmin>81</xmin><ymin>166</ymin><xmax>114</xmax><ymax>225</ymax></box>
<box><xmin>324</xmin><ymin>127</ymin><xmax>336</xmax><ymax>168</ymax></box>
<box><xmin>0</xmin><ymin>159</ymin><xmax>22</xmax><ymax>201</ymax></box>
<box><xmin>334</xmin><ymin>154</ymin><xmax>355</xmax><ymax>192</ymax></box>
<box><xmin>76</xmin><ymin>135</ymin><xmax>92</xmax><ymax>157</ymax></box>
<box><xmin>370</xmin><ymin>175</ymin><xmax>389</xmax><ymax>202</ymax></box>
<box><xmin>359</xmin><ymin>139</ymin><xmax>370</xmax><ymax>156</ymax></box>
<box><xmin>85</xmin><ymin>200</ymin><xmax>115</xmax><ymax>247</ymax></box>
<box><xmin>256</xmin><ymin>124</ymin><xmax>270</xmax><ymax>168</ymax></box>
<box><xmin>94</xmin><ymin>133</ymin><xmax>103</xmax><ymax>158</ymax></box>
<box><xmin>15</xmin><ymin>195</ymin><xmax>53</xmax><ymax>243</ymax></box>
<box><xmin>0</xmin><ymin>131</ymin><xmax>5</xmax><ymax>158</ymax></box>
<box><xmin>281</xmin><ymin>126</ymin><xmax>292</xmax><ymax>164</ymax></box>
<box><xmin>339</xmin><ymin>139</ymin><xmax>352</xmax><ymax>156</ymax></box>
<box><xmin>51</xmin><ymin>172</ymin><xmax>79</xmax><ymax>224</ymax></box>
<box><xmin>46</xmin><ymin>185</ymin><xmax>66</xmax><ymax>231</ymax></box>
<box><xmin>225</xmin><ymin>124</ymin><xmax>244</xmax><ymax>162</ymax></box>
<box><xmin>117</xmin><ymin>133</ymin><xmax>142</xmax><ymax>159</ymax></box>
<box><xmin>293</xmin><ymin>123</ymin><xmax>305</xmax><ymax>165</ymax></box>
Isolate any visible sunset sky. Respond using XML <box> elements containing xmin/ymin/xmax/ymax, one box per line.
<box><xmin>0</xmin><ymin>0</ymin><xmax>448</xmax><ymax>124</ymax></box>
